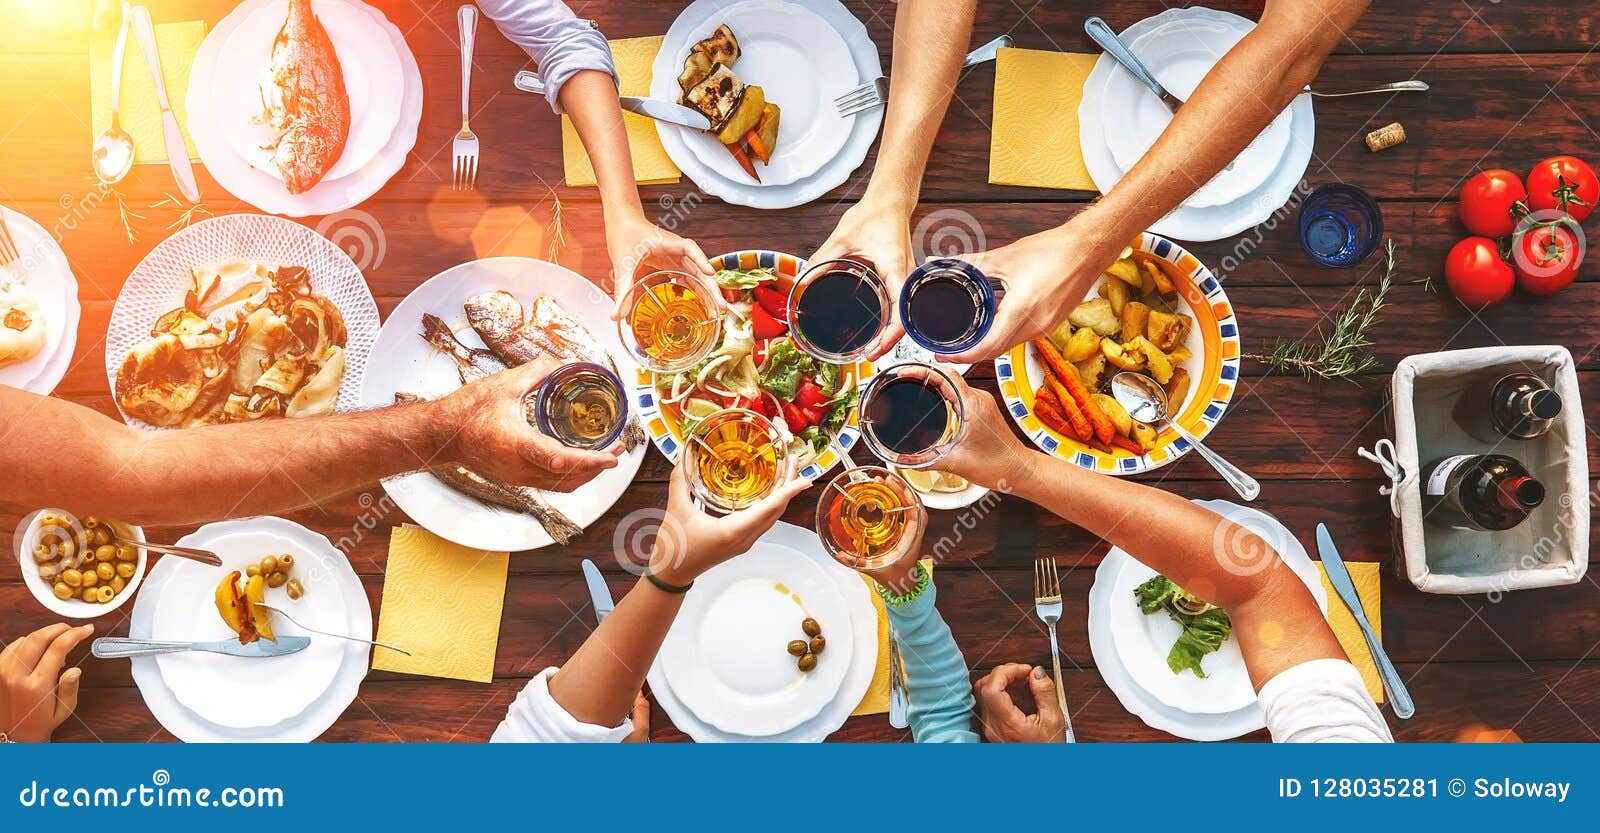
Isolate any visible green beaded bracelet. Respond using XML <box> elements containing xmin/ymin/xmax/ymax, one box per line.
<box><xmin>643</xmin><ymin>566</ymin><xmax>694</xmax><ymax>594</ymax></box>
<box><xmin>876</xmin><ymin>562</ymin><xmax>930</xmax><ymax>607</ymax></box>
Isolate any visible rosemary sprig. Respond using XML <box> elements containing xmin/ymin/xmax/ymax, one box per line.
<box><xmin>150</xmin><ymin>192</ymin><xmax>213</xmax><ymax>231</ymax></box>
<box><xmin>1245</xmin><ymin>239</ymin><xmax>1395</xmax><ymax>381</ymax></box>
<box><xmin>111</xmin><ymin>187</ymin><xmax>144</xmax><ymax>245</ymax></box>
<box><xmin>545</xmin><ymin>192</ymin><xmax>566</xmax><ymax>263</ymax></box>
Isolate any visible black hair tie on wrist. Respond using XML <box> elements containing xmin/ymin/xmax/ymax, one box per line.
<box><xmin>644</xmin><ymin>566</ymin><xmax>694</xmax><ymax>594</ymax></box>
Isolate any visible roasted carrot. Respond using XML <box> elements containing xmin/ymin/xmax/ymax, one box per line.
<box><xmin>743</xmin><ymin>129</ymin><xmax>771</xmax><ymax>165</ymax></box>
<box><xmin>1034</xmin><ymin>338</ymin><xmax>1115</xmax><ymax>443</ymax></box>
<box><xmin>1033</xmin><ymin>398</ymin><xmax>1079</xmax><ymax>440</ymax></box>
<box><xmin>1042</xmin><ymin>379</ymin><xmax>1092</xmax><ymax>440</ymax></box>
<box><xmin>1108</xmin><ymin>434</ymin><xmax>1144</xmax><ymax>455</ymax></box>
<box><xmin>724</xmin><ymin>141</ymin><xmax>761</xmax><ymax>182</ymax></box>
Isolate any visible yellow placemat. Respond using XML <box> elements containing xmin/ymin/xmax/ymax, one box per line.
<box><xmin>1318</xmin><ymin>561</ymin><xmax>1384</xmax><ymax>704</ymax></box>
<box><xmin>989</xmin><ymin>47</ymin><xmax>1098</xmax><ymax>192</ymax></box>
<box><xmin>90</xmin><ymin>19</ymin><xmax>204</xmax><ymax>164</ymax></box>
<box><xmin>852</xmin><ymin>561</ymin><xmax>934</xmax><ymax>717</ymax></box>
<box><xmin>371</xmin><ymin>526</ymin><xmax>510</xmax><ymax>683</ymax></box>
<box><xmin>562</xmin><ymin>35</ymin><xmax>681</xmax><ymax>187</ymax></box>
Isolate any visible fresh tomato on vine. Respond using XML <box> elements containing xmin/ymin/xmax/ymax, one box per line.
<box><xmin>1526</xmin><ymin>155</ymin><xmax>1597</xmax><ymax>221</ymax></box>
<box><xmin>1458</xmin><ymin>169</ymin><xmax>1528</xmax><ymax>237</ymax></box>
<box><xmin>1512</xmin><ymin>219</ymin><xmax>1582</xmax><ymax>295</ymax></box>
<box><xmin>1444</xmin><ymin>236</ymin><xmax>1515</xmax><ymax>308</ymax></box>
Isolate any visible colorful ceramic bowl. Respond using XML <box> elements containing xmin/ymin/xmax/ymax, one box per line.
<box><xmin>995</xmin><ymin>233</ymin><xmax>1241</xmax><ymax>475</ymax></box>
<box><xmin>631</xmin><ymin>250</ymin><xmax>873</xmax><ymax>481</ymax></box>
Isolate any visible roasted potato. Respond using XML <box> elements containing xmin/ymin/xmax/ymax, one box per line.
<box><xmin>1131</xmin><ymin>422</ymin><xmax>1159</xmax><ymax>452</ymax></box>
<box><xmin>1145</xmin><ymin>309</ymin><xmax>1189</xmax><ymax>352</ymax></box>
<box><xmin>1105</xmin><ymin>258</ymin><xmax>1142</xmax><ymax>287</ymax></box>
<box><xmin>717</xmin><ymin>84</ymin><xmax>766</xmax><ymax>144</ymax></box>
<box><xmin>1138</xmin><ymin>258</ymin><xmax>1175</xmax><ymax>295</ymax></box>
<box><xmin>1105</xmin><ymin>279</ymin><xmax>1130</xmax><ymax>316</ymax></box>
<box><xmin>1101</xmin><ymin>338</ymin><xmax>1146</xmax><ymax>372</ymax></box>
<box><xmin>751</xmin><ymin>103</ymin><xmax>781</xmax><ymax>163</ymax></box>
<box><xmin>1063</xmin><ymin>327</ymin><xmax>1101</xmax><ymax>362</ymax></box>
<box><xmin>1047</xmin><ymin>321</ymin><xmax>1075</xmax><ymax>353</ymax></box>
<box><xmin>1165</xmin><ymin>368</ymin><xmax>1191</xmax><ymax>407</ymax></box>
<box><xmin>1076</xmin><ymin>354</ymin><xmax>1108</xmax><ymax>390</ymax></box>
<box><xmin>1120</xmin><ymin>301</ymin><xmax>1150</xmax><ymax>343</ymax></box>
<box><xmin>1092</xmin><ymin>393</ymin><xmax>1133</xmax><ymax>436</ymax></box>
<box><xmin>1168</xmin><ymin>346</ymin><xmax>1193</xmax><ymax>365</ymax></box>
<box><xmin>1132</xmin><ymin>336</ymin><xmax>1174</xmax><ymax>384</ymax></box>
<box><xmin>1068</xmin><ymin>298</ymin><xmax>1120</xmax><ymax>336</ymax></box>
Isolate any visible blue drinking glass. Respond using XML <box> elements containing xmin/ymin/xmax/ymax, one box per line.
<box><xmin>1297</xmin><ymin>184</ymin><xmax>1383</xmax><ymax>268</ymax></box>
<box><xmin>899</xmin><ymin>258</ymin><xmax>1000</xmax><ymax>355</ymax></box>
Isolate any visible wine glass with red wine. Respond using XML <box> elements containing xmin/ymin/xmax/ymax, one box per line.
<box><xmin>858</xmin><ymin>362</ymin><xmax>965</xmax><ymax>468</ymax></box>
<box><xmin>788</xmin><ymin>258</ymin><xmax>889</xmax><ymax>363</ymax></box>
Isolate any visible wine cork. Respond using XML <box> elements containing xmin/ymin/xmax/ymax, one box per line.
<box><xmin>1365</xmin><ymin>122</ymin><xmax>1406</xmax><ymax>152</ymax></box>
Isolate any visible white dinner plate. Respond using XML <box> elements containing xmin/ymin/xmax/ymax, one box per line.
<box><xmin>213</xmin><ymin>0</ymin><xmax>403</xmax><ymax>184</ymax></box>
<box><xmin>0</xmin><ymin>205</ymin><xmax>79</xmax><ymax>395</ymax></box>
<box><xmin>187</xmin><ymin>0</ymin><xmax>423</xmax><ymax>218</ymax></box>
<box><xmin>104</xmin><ymin>213</ymin><xmax>381</xmax><ymax>428</ymax></box>
<box><xmin>128</xmin><ymin>517</ymin><xmax>371</xmax><ymax>742</ymax></box>
<box><xmin>658</xmin><ymin>541</ymin><xmax>854</xmax><ymax>736</ymax></box>
<box><xmin>1101</xmin><ymin>14</ymin><xmax>1291</xmax><ymax>208</ymax></box>
<box><xmin>649</xmin><ymin>0</ymin><xmax>883</xmax><ymax>209</ymax></box>
<box><xmin>648</xmin><ymin>521</ymin><xmax>878</xmax><ymax>742</ymax></box>
<box><xmin>358</xmin><ymin>257</ymin><xmax>645</xmax><ymax>552</ymax></box>
<box><xmin>1089</xmin><ymin>499</ymin><xmax>1327</xmax><ymax>740</ymax></box>
<box><xmin>1079</xmin><ymin>8</ymin><xmax>1314</xmax><ymax>242</ymax></box>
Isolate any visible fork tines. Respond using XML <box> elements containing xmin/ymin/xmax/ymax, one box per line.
<box><xmin>833</xmin><ymin>76</ymin><xmax>888</xmax><ymax>117</ymax></box>
<box><xmin>1034</xmin><ymin>557</ymin><xmax>1062</xmax><ymax>604</ymax></box>
<box><xmin>452</xmin><ymin>148</ymin><xmax>478</xmax><ymax>191</ymax></box>
<box><xmin>0</xmin><ymin>218</ymin><xmax>18</xmax><ymax>265</ymax></box>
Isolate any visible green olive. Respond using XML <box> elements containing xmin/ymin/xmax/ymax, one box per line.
<box><xmin>797</xmin><ymin>652</ymin><xmax>818</xmax><ymax>672</ymax></box>
<box><xmin>286</xmin><ymin>579</ymin><xmax>304</xmax><ymax>600</ymax></box>
<box><xmin>52</xmin><ymin>582</ymin><xmax>73</xmax><ymax>601</ymax></box>
<box><xmin>61</xmin><ymin>569</ymin><xmax>83</xmax><ymax>588</ymax></box>
<box><xmin>79</xmin><ymin>587</ymin><xmax>98</xmax><ymax>603</ymax></box>
<box><xmin>110</xmin><ymin>575</ymin><xmax>126</xmax><ymax>594</ymax></box>
<box><xmin>32</xmin><ymin>545</ymin><xmax>53</xmax><ymax>564</ymax></box>
<box><xmin>81</xmin><ymin>571</ymin><xmax>98</xmax><ymax>588</ymax></box>
<box><xmin>90</xmin><ymin>527</ymin><xmax>112</xmax><ymax>548</ymax></box>
<box><xmin>38</xmin><ymin>563</ymin><xmax>57</xmax><ymax>582</ymax></box>
<box><xmin>787</xmin><ymin>640</ymin><xmax>809</xmax><ymax>656</ymax></box>
<box><xmin>245</xmin><ymin>564</ymin><xmax>261</xmax><ymax>578</ymax></box>
<box><xmin>58</xmin><ymin>539</ymin><xmax>75</xmax><ymax>558</ymax></box>
<box><xmin>260</xmin><ymin>555</ymin><xmax>279</xmax><ymax>576</ymax></box>
<box><xmin>278</xmin><ymin>554</ymin><xmax>295</xmax><ymax>572</ymax></box>
<box><xmin>809</xmin><ymin>636</ymin><xmax>826</xmax><ymax>655</ymax></box>
<box><xmin>95</xmin><ymin>545</ymin><xmax>117</xmax><ymax>562</ymax></box>
<box><xmin>96</xmin><ymin>562</ymin><xmax>116</xmax><ymax>582</ymax></box>
<box><xmin>266</xmin><ymin>571</ymin><xmax>288</xmax><ymax>588</ymax></box>
<box><xmin>116</xmin><ymin>562</ymin><xmax>136</xmax><ymax>579</ymax></box>
<box><xmin>116</xmin><ymin>544</ymin><xmax>137</xmax><ymax>562</ymax></box>
<box><xmin>801</xmin><ymin>617</ymin><xmax>821</xmax><ymax>637</ymax></box>
<box><xmin>95</xmin><ymin>586</ymin><xmax>115</xmax><ymax>604</ymax></box>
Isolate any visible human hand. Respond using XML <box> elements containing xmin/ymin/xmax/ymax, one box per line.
<box><xmin>440</xmin><ymin>358</ymin><xmax>621</xmax><ymax>492</ymax></box>
<box><xmin>606</xmin><ymin>214</ymin><xmax>715</xmax><ymax>318</ymax></box>
<box><xmin>622</xmin><ymin>693</ymin><xmax>650</xmax><ymax>743</ymax></box>
<box><xmin>975</xmin><ymin>662</ymin><xmax>1066</xmax><ymax>743</ymax></box>
<box><xmin>809</xmin><ymin>199</ymin><xmax>915</xmax><ymax>359</ymax></box>
<box><xmin>943</xmin><ymin>223</ymin><xmax>1126</xmax><ymax>364</ymax></box>
<box><xmin>648</xmin><ymin>456</ymin><xmax>813</xmax><ymax>586</ymax></box>
<box><xmin>1</xmin><ymin>623</ymin><xmax>93</xmax><ymax>743</ymax></box>
<box><xmin>935</xmin><ymin>371</ymin><xmax>1034</xmax><ymax>492</ymax></box>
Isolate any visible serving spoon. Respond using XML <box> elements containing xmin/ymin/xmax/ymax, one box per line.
<box><xmin>92</xmin><ymin>0</ymin><xmax>136</xmax><ymax>185</ymax></box>
<box><xmin>1110</xmin><ymin>371</ymin><xmax>1259</xmax><ymax>501</ymax></box>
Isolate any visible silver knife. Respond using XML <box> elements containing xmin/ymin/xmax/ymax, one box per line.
<box><xmin>129</xmin><ymin>5</ymin><xmax>200</xmax><ymax>201</ymax></box>
<box><xmin>1315</xmin><ymin>523</ymin><xmax>1415</xmax><ymax>719</ymax></box>
<box><xmin>513</xmin><ymin>70</ymin><xmax>712</xmax><ymax>132</ymax></box>
<box><xmin>91</xmin><ymin>636</ymin><xmax>311</xmax><ymax>659</ymax></box>
<box><xmin>581</xmin><ymin>559</ymin><xmax>615</xmax><ymax>623</ymax></box>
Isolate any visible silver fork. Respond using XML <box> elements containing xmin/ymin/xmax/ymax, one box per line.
<box><xmin>888</xmin><ymin>631</ymin><xmax>909</xmax><ymax>729</ymax></box>
<box><xmin>1033</xmin><ymin>557</ymin><xmax>1076</xmax><ymax>742</ymax></box>
<box><xmin>834</xmin><ymin>35</ymin><xmax>1013</xmax><ymax>117</ymax></box>
<box><xmin>451</xmin><ymin>4</ymin><xmax>480</xmax><ymax>191</ymax></box>
<box><xmin>254</xmin><ymin>602</ymin><xmax>412</xmax><ymax>655</ymax></box>
<box><xmin>0</xmin><ymin>217</ymin><xmax>17</xmax><ymax>265</ymax></box>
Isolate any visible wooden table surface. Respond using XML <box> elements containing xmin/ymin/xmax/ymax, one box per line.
<box><xmin>3</xmin><ymin>0</ymin><xmax>1599</xmax><ymax>742</ymax></box>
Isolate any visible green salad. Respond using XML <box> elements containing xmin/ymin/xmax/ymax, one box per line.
<box><xmin>1133</xmin><ymin>575</ymin><xmax>1232</xmax><ymax>678</ymax></box>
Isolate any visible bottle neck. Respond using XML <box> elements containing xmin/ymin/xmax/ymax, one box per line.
<box><xmin>1495</xmin><ymin>475</ymin><xmax>1545</xmax><ymax>511</ymax></box>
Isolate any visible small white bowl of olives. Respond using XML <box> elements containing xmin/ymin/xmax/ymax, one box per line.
<box><xmin>15</xmin><ymin>509</ymin><xmax>147</xmax><ymax>619</ymax></box>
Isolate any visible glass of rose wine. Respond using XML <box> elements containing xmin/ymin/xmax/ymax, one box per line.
<box><xmin>618</xmin><ymin>270</ymin><xmax>722</xmax><ymax>374</ymax></box>
<box><xmin>529</xmin><ymin>361</ymin><xmax>628</xmax><ymax>450</ymax></box>
<box><xmin>815</xmin><ymin>465</ymin><xmax>924</xmax><ymax>572</ymax></box>
<box><xmin>684</xmin><ymin>407</ymin><xmax>788</xmax><ymax>513</ymax></box>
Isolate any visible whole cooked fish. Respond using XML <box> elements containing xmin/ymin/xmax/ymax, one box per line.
<box><xmin>264</xmin><ymin>0</ymin><xmax>350</xmax><ymax>194</ymax></box>
<box><xmin>420</xmin><ymin>313</ymin><xmax>507</xmax><ymax>384</ymax></box>
<box><xmin>393</xmin><ymin>392</ymin><xmax>582</xmax><ymax>544</ymax></box>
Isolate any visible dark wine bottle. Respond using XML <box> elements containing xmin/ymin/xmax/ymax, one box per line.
<box><xmin>1421</xmin><ymin>453</ymin><xmax>1545</xmax><ymax>532</ymax></box>
<box><xmin>1451</xmin><ymin>372</ymin><xmax>1562</xmax><ymax>442</ymax></box>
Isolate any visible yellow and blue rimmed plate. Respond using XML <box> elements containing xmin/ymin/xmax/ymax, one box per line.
<box><xmin>994</xmin><ymin>232</ymin><xmax>1240</xmax><ymax>475</ymax></box>
<box><xmin>631</xmin><ymin>250</ymin><xmax>874</xmax><ymax>481</ymax></box>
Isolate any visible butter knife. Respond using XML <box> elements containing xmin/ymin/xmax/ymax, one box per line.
<box><xmin>513</xmin><ymin>70</ymin><xmax>712</xmax><ymax>132</ymax></box>
<box><xmin>129</xmin><ymin>5</ymin><xmax>200</xmax><ymax>201</ymax></box>
<box><xmin>92</xmin><ymin>636</ymin><xmax>311</xmax><ymax>659</ymax></box>
<box><xmin>581</xmin><ymin>559</ymin><xmax>615</xmax><ymax>623</ymax></box>
<box><xmin>1315</xmin><ymin>523</ymin><xmax>1415</xmax><ymax>718</ymax></box>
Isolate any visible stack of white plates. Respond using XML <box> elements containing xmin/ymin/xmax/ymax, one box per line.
<box><xmin>1087</xmin><ymin>499</ymin><xmax>1328</xmax><ymax>741</ymax></box>
<box><xmin>186</xmin><ymin>0</ymin><xmax>423</xmax><ymax>217</ymax></box>
<box><xmin>127</xmin><ymin>517</ymin><xmax>371</xmax><ymax>742</ymax></box>
<box><xmin>0</xmin><ymin>206</ymin><xmax>79</xmax><ymax>395</ymax></box>
<box><xmin>1078</xmin><ymin>7</ymin><xmax>1315</xmax><ymax>242</ymax></box>
<box><xmin>649</xmin><ymin>0</ymin><xmax>884</xmax><ymax>210</ymax></box>
<box><xmin>647</xmin><ymin>522</ymin><xmax>878</xmax><ymax>741</ymax></box>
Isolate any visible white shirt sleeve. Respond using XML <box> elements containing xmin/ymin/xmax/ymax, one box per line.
<box><xmin>490</xmin><ymin>667</ymin><xmax>635</xmax><ymax>743</ymax></box>
<box><xmin>1258</xmin><ymin>658</ymin><xmax>1394</xmax><ymax>743</ymax></box>
<box><xmin>474</xmin><ymin>0</ymin><xmax>617</xmax><ymax>113</ymax></box>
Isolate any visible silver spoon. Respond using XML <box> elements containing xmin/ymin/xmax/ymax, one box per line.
<box><xmin>109</xmin><ymin>531</ymin><xmax>222</xmax><ymax>567</ymax></box>
<box><xmin>92</xmin><ymin>0</ymin><xmax>136</xmax><ymax>185</ymax></box>
<box><xmin>1110</xmin><ymin>371</ymin><xmax>1260</xmax><ymax>501</ymax></box>
<box><xmin>255</xmin><ymin>601</ymin><xmax>412</xmax><ymax>656</ymax></box>
<box><xmin>1084</xmin><ymin>16</ymin><xmax>1181</xmax><ymax>114</ymax></box>
<box><xmin>1305</xmin><ymin>80</ymin><xmax>1429</xmax><ymax>98</ymax></box>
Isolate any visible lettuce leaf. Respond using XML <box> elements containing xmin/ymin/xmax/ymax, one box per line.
<box><xmin>758</xmin><ymin>337</ymin><xmax>814</xmax><ymax>400</ymax></box>
<box><xmin>1133</xmin><ymin>574</ymin><xmax>1232</xmax><ymax>678</ymax></box>
<box><xmin>715</xmin><ymin>267</ymin><xmax>778</xmax><ymax>290</ymax></box>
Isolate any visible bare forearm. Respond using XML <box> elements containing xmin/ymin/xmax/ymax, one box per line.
<box><xmin>860</xmin><ymin>0</ymin><xmax>976</xmax><ymax>211</ymax></box>
<box><xmin>560</xmin><ymin>70</ymin><xmax>644</xmax><ymax>224</ymax></box>
<box><xmin>548</xmin><ymin>577</ymin><xmax>681</xmax><ymax>727</ymax></box>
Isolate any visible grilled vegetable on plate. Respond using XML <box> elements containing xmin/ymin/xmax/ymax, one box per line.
<box><xmin>677</xmin><ymin>24</ymin><xmax>782</xmax><ymax>181</ymax></box>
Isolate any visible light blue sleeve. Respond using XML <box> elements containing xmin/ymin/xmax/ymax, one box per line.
<box><xmin>885</xmin><ymin>578</ymin><xmax>979</xmax><ymax>743</ymax></box>
<box><xmin>475</xmin><ymin>0</ymin><xmax>617</xmax><ymax>113</ymax></box>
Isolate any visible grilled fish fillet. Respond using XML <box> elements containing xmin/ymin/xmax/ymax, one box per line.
<box><xmin>420</xmin><ymin>313</ymin><xmax>507</xmax><ymax>384</ymax></box>
<box><xmin>266</xmin><ymin>0</ymin><xmax>350</xmax><ymax>194</ymax></box>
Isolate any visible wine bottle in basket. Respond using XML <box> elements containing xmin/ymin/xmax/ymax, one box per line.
<box><xmin>1422</xmin><ymin>453</ymin><xmax>1545</xmax><ymax>532</ymax></box>
<box><xmin>1452</xmin><ymin>372</ymin><xmax>1562</xmax><ymax>442</ymax></box>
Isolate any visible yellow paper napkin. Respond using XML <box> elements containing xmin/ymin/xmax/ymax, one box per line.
<box><xmin>852</xmin><ymin>561</ymin><xmax>935</xmax><ymax>717</ymax></box>
<box><xmin>1318</xmin><ymin>561</ymin><xmax>1385</xmax><ymax>704</ymax></box>
<box><xmin>90</xmin><ymin>19</ymin><xmax>205</xmax><ymax>164</ymax></box>
<box><xmin>989</xmin><ymin>47</ymin><xmax>1098</xmax><ymax>192</ymax></box>
<box><xmin>371</xmin><ymin>526</ymin><xmax>510</xmax><ymax>683</ymax></box>
<box><xmin>561</xmin><ymin>35</ymin><xmax>681</xmax><ymax>187</ymax></box>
